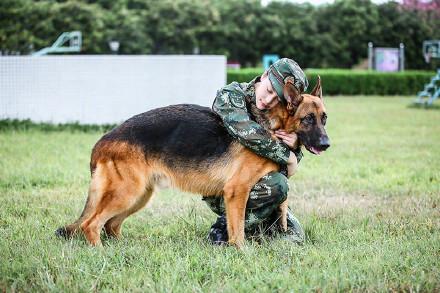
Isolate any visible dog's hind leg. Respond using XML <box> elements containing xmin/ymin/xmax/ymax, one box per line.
<box><xmin>104</xmin><ymin>186</ymin><xmax>154</xmax><ymax>238</ymax></box>
<box><xmin>55</xmin><ymin>173</ymin><xmax>105</xmax><ymax>239</ymax></box>
<box><xmin>79</xmin><ymin>160</ymin><xmax>149</xmax><ymax>246</ymax></box>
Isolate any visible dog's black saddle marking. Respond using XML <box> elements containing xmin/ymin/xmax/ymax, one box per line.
<box><xmin>102</xmin><ymin>104</ymin><xmax>234</xmax><ymax>164</ymax></box>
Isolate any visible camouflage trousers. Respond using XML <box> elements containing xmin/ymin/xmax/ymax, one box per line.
<box><xmin>203</xmin><ymin>171</ymin><xmax>301</xmax><ymax>234</ymax></box>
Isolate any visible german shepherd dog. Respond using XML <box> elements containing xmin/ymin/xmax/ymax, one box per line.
<box><xmin>56</xmin><ymin>76</ymin><xmax>329</xmax><ymax>248</ymax></box>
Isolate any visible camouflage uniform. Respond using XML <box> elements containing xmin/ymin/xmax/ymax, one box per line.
<box><xmin>203</xmin><ymin>58</ymin><xmax>308</xmax><ymax>243</ymax></box>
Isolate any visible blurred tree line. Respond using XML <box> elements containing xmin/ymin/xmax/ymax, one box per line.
<box><xmin>0</xmin><ymin>0</ymin><xmax>439</xmax><ymax>69</ymax></box>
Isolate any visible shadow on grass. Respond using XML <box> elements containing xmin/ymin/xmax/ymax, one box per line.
<box><xmin>407</xmin><ymin>103</ymin><xmax>440</xmax><ymax>111</ymax></box>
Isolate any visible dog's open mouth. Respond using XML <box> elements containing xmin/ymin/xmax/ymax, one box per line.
<box><xmin>305</xmin><ymin>146</ymin><xmax>325</xmax><ymax>155</ymax></box>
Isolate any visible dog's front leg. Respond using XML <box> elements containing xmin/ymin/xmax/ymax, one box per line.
<box><xmin>223</xmin><ymin>184</ymin><xmax>250</xmax><ymax>248</ymax></box>
<box><xmin>277</xmin><ymin>200</ymin><xmax>289</xmax><ymax>232</ymax></box>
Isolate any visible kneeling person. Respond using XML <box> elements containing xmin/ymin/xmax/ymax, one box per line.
<box><xmin>203</xmin><ymin>58</ymin><xmax>308</xmax><ymax>245</ymax></box>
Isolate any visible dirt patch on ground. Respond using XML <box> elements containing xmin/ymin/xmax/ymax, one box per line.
<box><xmin>293</xmin><ymin>194</ymin><xmax>378</xmax><ymax>214</ymax></box>
<box><xmin>131</xmin><ymin>187</ymin><xmax>439</xmax><ymax>223</ymax></box>
<box><xmin>289</xmin><ymin>192</ymin><xmax>439</xmax><ymax>219</ymax></box>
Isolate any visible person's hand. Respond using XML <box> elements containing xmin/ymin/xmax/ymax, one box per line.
<box><xmin>275</xmin><ymin>130</ymin><xmax>299</xmax><ymax>149</ymax></box>
<box><xmin>286</xmin><ymin>152</ymin><xmax>298</xmax><ymax>178</ymax></box>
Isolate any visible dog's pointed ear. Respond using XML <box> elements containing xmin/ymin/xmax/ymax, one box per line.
<box><xmin>284</xmin><ymin>77</ymin><xmax>303</xmax><ymax>114</ymax></box>
<box><xmin>310</xmin><ymin>75</ymin><xmax>322</xmax><ymax>99</ymax></box>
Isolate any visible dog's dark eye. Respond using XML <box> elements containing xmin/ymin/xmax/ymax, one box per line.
<box><xmin>301</xmin><ymin>114</ymin><xmax>315</xmax><ymax>125</ymax></box>
<box><xmin>322</xmin><ymin>113</ymin><xmax>327</xmax><ymax>125</ymax></box>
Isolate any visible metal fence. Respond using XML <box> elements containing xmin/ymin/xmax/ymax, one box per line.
<box><xmin>0</xmin><ymin>55</ymin><xmax>226</xmax><ymax>124</ymax></box>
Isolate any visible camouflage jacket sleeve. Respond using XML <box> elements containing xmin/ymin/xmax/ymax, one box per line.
<box><xmin>212</xmin><ymin>82</ymin><xmax>291</xmax><ymax>165</ymax></box>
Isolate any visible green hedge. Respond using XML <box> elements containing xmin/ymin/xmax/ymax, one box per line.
<box><xmin>227</xmin><ymin>68</ymin><xmax>435</xmax><ymax>96</ymax></box>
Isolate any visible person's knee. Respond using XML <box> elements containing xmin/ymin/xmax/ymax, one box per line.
<box><xmin>202</xmin><ymin>196</ymin><xmax>225</xmax><ymax>216</ymax></box>
<box><xmin>268</xmin><ymin>172</ymin><xmax>289</xmax><ymax>204</ymax></box>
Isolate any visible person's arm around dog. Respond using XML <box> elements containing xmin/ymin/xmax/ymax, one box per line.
<box><xmin>274</xmin><ymin>130</ymin><xmax>299</xmax><ymax>177</ymax></box>
<box><xmin>212</xmin><ymin>83</ymin><xmax>294</xmax><ymax>168</ymax></box>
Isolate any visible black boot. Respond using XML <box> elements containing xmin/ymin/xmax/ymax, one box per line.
<box><xmin>264</xmin><ymin>208</ymin><xmax>305</xmax><ymax>245</ymax></box>
<box><xmin>207</xmin><ymin>215</ymin><xmax>228</xmax><ymax>245</ymax></box>
<box><xmin>249</xmin><ymin>208</ymin><xmax>305</xmax><ymax>245</ymax></box>
<box><xmin>281</xmin><ymin>208</ymin><xmax>305</xmax><ymax>245</ymax></box>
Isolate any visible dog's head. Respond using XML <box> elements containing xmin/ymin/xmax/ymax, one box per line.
<box><xmin>268</xmin><ymin>76</ymin><xmax>330</xmax><ymax>155</ymax></box>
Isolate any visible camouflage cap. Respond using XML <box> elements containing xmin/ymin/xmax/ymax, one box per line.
<box><xmin>268</xmin><ymin>58</ymin><xmax>309</xmax><ymax>102</ymax></box>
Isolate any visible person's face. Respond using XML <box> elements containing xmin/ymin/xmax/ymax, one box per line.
<box><xmin>255</xmin><ymin>73</ymin><xmax>280</xmax><ymax>110</ymax></box>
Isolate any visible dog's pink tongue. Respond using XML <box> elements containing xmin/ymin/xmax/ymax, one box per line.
<box><xmin>311</xmin><ymin>147</ymin><xmax>322</xmax><ymax>155</ymax></box>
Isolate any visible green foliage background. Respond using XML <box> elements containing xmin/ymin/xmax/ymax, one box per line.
<box><xmin>1</xmin><ymin>0</ymin><xmax>439</xmax><ymax>69</ymax></box>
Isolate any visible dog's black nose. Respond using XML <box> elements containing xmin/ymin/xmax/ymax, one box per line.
<box><xmin>319</xmin><ymin>136</ymin><xmax>330</xmax><ymax>150</ymax></box>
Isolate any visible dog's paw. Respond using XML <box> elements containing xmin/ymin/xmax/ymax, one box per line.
<box><xmin>55</xmin><ymin>227</ymin><xmax>69</xmax><ymax>239</ymax></box>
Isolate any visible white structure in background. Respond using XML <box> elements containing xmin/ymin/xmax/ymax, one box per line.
<box><xmin>32</xmin><ymin>31</ymin><xmax>82</xmax><ymax>56</ymax></box>
<box><xmin>108</xmin><ymin>41</ymin><xmax>120</xmax><ymax>54</ymax></box>
<box><xmin>0</xmin><ymin>55</ymin><xmax>226</xmax><ymax>124</ymax></box>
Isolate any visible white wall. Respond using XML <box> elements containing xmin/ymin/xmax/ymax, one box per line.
<box><xmin>0</xmin><ymin>55</ymin><xmax>226</xmax><ymax>124</ymax></box>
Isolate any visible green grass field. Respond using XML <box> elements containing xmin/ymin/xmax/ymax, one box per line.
<box><xmin>1</xmin><ymin>97</ymin><xmax>439</xmax><ymax>292</ymax></box>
